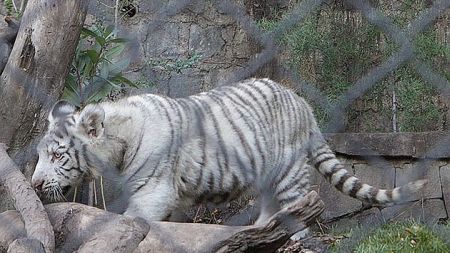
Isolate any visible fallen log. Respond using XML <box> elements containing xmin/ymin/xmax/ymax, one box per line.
<box><xmin>0</xmin><ymin>203</ymin><xmax>151</xmax><ymax>253</ymax></box>
<box><xmin>6</xmin><ymin>238</ymin><xmax>45</xmax><ymax>253</ymax></box>
<box><xmin>134</xmin><ymin>191</ymin><xmax>324</xmax><ymax>253</ymax></box>
<box><xmin>0</xmin><ymin>211</ymin><xmax>25</xmax><ymax>252</ymax></box>
<box><xmin>212</xmin><ymin>190</ymin><xmax>324</xmax><ymax>253</ymax></box>
<box><xmin>0</xmin><ymin>188</ymin><xmax>324</xmax><ymax>253</ymax></box>
<box><xmin>48</xmin><ymin>203</ymin><xmax>150</xmax><ymax>253</ymax></box>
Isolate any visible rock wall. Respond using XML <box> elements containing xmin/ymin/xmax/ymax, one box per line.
<box><xmin>312</xmin><ymin>132</ymin><xmax>450</xmax><ymax>228</ymax></box>
<box><xmin>87</xmin><ymin>0</ymin><xmax>450</xmax><ymax>132</ymax></box>
<box><xmin>89</xmin><ymin>0</ymin><xmax>257</xmax><ymax>97</ymax></box>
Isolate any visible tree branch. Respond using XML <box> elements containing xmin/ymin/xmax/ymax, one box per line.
<box><xmin>0</xmin><ymin>144</ymin><xmax>54</xmax><ymax>253</ymax></box>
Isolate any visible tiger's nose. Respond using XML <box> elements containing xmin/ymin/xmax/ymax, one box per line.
<box><xmin>32</xmin><ymin>178</ymin><xmax>44</xmax><ymax>192</ymax></box>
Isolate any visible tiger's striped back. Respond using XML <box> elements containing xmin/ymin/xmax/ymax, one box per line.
<box><xmin>169</xmin><ymin>78</ymin><xmax>424</xmax><ymax>208</ymax></box>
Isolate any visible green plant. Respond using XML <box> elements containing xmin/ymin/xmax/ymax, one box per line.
<box><xmin>63</xmin><ymin>23</ymin><xmax>135</xmax><ymax>107</ymax></box>
<box><xmin>148</xmin><ymin>52</ymin><xmax>202</xmax><ymax>74</ymax></box>
<box><xmin>394</xmin><ymin>67</ymin><xmax>440</xmax><ymax>132</ymax></box>
<box><xmin>3</xmin><ymin>0</ymin><xmax>19</xmax><ymax>17</ymax></box>
<box><xmin>354</xmin><ymin>222</ymin><xmax>449</xmax><ymax>253</ymax></box>
<box><xmin>257</xmin><ymin>17</ymin><xmax>278</xmax><ymax>32</ymax></box>
<box><xmin>331</xmin><ymin>221</ymin><xmax>450</xmax><ymax>253</ymax></box>
<box><xmin>257</xmin><ymin>1</ymin><xmax>448</xmax><ymax>132</ymax></box>
<box><xmin>415</xmin><ymin>29</ymin><xmax>450</xmax><ymax>80</ymax></box>
<box><xmin>3</xmin><ymin>0</ymin><xmax>25</xmax><ymax>17</ymax></box>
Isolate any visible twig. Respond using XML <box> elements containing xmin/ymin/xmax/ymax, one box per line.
<box><xmin>93</xmin><ymin>178</ymin><xmax>98</xmax><ymax>206</ymax></box>
<box><xmin>100</xmin><ymin>176</ymin><xmax>107</xmax><ymax>211</ymax></box>
<box><xmin>114</xmin><ymin>0</ymin><xmax>120</xmax><ymax>36</ymax></box>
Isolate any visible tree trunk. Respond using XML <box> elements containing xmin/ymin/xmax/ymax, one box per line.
<box><xmin>0</xmin><ymin>0</ymin><xmax>89</xmax><ymax>214</ymax></box>
<box><xmin>0</xmin><ymin>0</ymin><xmax>89</xmax><ymax>162</ymax></box>
<box><xmin>0</xmin><ymin>0</ymin><xmax>89</xmax><ymax>251</ymax></box>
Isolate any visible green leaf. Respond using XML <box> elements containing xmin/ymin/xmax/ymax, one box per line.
<box><xmin>107</xmin><ymin>38</ymin><xmax>128</xmax><ymax>44</ymax></box>
<box><xmin>99</xmin><ymin>62</ymin><xmax>110</xmax><ymax>79</ymax></box>
<box><xmin>66</xmin><ymin>22</ymin><xmax>137</xmax><ymax>105</ymax></box>
<box><xmin>81</xmin><ymin>27</ymin><xmax>97</xmax><ymax>38</ymax></box>
<box><xmin>82</xmin><ymin>26</ymin><xmax>106</xmax><ymax>47</ymax></box>
<box><xmin>104</xmin><ymin>44</ymin><xmax>125</xmax><ymax>59</ymax></box>
<box><xmin>63</xmin><ymin>74</ymin><xmax>82</xmax><ymax>107</ymax></box>
<box><xmin>103</xmin><ymin>77</ymin><xmax>123</xmax><ymax>89</ymax></box>
<box><xmin>85</xmin><ymin>50</ymin><xmax>99</xmax><ymax>63</ymax></box>
<box><xmin>65</xmin><ymin>74</ymin><xmax>79</xmax><ymax>93</ymax></box>
<box><xmin>104</xmin><ymin>25</ymin><xmax>115</xmax><ymax>40</ymax></box>
<box><xmin>113</xmin><ymin>75</ymin><xmax>136</xmax><ymax>87</ymax></box>
<box><xmin>62</xmin><ymin>88</ymin><xmax>82</xmax><ymax>107</ymax></box>
<box><xmin>109</xmin><ymin>58</ymin><xmax>130</xmax><ymax>75</ymax></box>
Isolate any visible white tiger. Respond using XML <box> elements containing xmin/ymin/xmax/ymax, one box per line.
<box><xmin>31</xmin><ymin>78</ymin><xmax>425</xmax><ymax>234</ymax></box>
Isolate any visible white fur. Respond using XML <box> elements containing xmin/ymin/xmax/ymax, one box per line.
<box><xmin>32</xmin><ymin>78</ymin><xmax>426</xmax><ymax>235</ymax></box>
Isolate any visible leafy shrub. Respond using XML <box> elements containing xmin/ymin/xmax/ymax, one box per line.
<box><xmin>257</xmin><ymin>3</ymin><xmax>447</xmax><ymax>132</ymax></box>
<box><xmin>3</xmin><ymin>0</ymin><xmax>19</xmax><ymax>17</ymax></box>
<box><xmin>147</xmin><ymin>52</ymin><xmax>202</xmax><ymax>74</ymax></box>
<box><xmin>63</xmin><ymin>24</ymin><xmax>135</xmax><ymax>107</ymax></box>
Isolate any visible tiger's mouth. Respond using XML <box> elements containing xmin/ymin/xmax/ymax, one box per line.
<box><xmin>61</xmin><ymin>185</ymin><xmax>71</xmax><ymax>195</ymax></box>
<box><xmin>38</xmin><ymin>184</ymin><xmax>71</xmax><ymax>203</ymax></box>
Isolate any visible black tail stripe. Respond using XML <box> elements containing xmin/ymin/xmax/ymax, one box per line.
<box><xmin>334</xmin><ymin>173</ymin><xmax>352</xmax><ymax>192</ymax></box>
<box><xmin>323</xmin><ymin>163</ymin><xmax>343</xmax><ymax>180</ymax></box>
<box><xmin>314</xmin><ymin>156</ymin><xmax>335</xmax><ymax>168</ymax></box>
<box><xmin>369</xmin><ymin>187</ymin><xmax>379</xmax><ymax>203</ymax></box>
<box><xmin>385</xmin><ymin>190</ymin><xmax>393</xmax><ymax>202</ymax></box>
<box><xmin>349</xmin><ymin>180</ymin><xmax>363</xmax><ymax>198</ymax></box>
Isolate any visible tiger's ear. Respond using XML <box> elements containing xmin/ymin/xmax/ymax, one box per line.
<box><xmin>49</xmin><ymin>100</ymin><xmax>76</xmax><ymax>122</ymax></box>
<box><xmin>78</xmin><ymin>104</ymin><xmax>105</xmax><ymax>138</ymax></box>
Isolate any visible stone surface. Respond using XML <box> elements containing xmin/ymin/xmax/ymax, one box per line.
<box><xmin>396</xmin><ymin>162</ymin><xmax>442</xmax><ymax>200</ymax></box>
<box><xmin>381</xmin><ymin>199</ymin><xmax>447</xmax><ymax>223</ymax></box>
<box><xmin>0</xmin><ymin>210</ymin><xmax>26</xmax><ymax>249</ymax></box>
<box><xmin>48</xmin><ymin>203</ymin><xmax>149</xmax><ymax>252</ymax></box>
<box><xmin>440</xmin><ymin>165</ymin><xmax>450</xmax><ymax>217</ymax></box>
<box><xmin>309</xmin><ymin>166</ymin><xmax>362</xmax><ymax>220</ymax></box>
<box><xmin>325</xmin><ymin>132</ymin><xmax>450</xmax><ymax>158</ymax></box>
<box><xmin>354</xmin><ymin>163</ymin><xmax>395</xmax><ymax>189</ymax></box>
<box><xmin>324</xmin><ymin>207</ymin><xmax>383</xmax><ymax>233</ymax></box>
<box><xmin>323</xmin><ymin>217</ymin><xmax>359</xmax><ymax>234</ymax></box>
<box><xmin>354</xmin><ymin>207</ymin><xmax>384</xmax><ymax>227</ymax></box>
<box><xmin>103</xmin><ymin>0</ymin><xmax>255</xmax><ymax>98</ymax></box>
<box><xmin>189</xmin><ymin>25</ymin><xmax>225</xmax><ymax>58</ymax></box>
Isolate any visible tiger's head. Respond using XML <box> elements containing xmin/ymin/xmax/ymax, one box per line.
<box><xmin>31</xmin><ymin>100</ymin><xmax>106</xmax><ymax>202</ymax></box>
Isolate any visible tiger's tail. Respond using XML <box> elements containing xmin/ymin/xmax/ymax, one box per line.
<box><xmin>308</xmin><ymin>130</ymin><xmax>426</xmax><ymax>205</ymax></box>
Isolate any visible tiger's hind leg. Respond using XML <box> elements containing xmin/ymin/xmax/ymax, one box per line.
<box><xmin>254</xmin><ymin>193</ymin><xmax>280</xmax><ymax>226</ymax></box>
<box><xmin>275</xmin><ymin>163</ymin><xmax>312</xmax><ymax>241</ymax></box>
<box><xmin>254</xmin><ymin>174</ymin><xmax>311</xmax><ymax>240</ymax></box>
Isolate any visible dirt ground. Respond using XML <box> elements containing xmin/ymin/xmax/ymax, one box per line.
<box><xmin>185</xmin><ymin>198</ymin><xmax>339</xmax><ymax>253</ymax></box>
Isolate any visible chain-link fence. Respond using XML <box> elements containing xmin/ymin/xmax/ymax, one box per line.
<box><xmin>1</xmin><ymin>0</ymin><xmax>450</xmax><ymax>252</ymax></box>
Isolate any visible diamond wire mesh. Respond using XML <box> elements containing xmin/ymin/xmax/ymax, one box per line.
<box><xmin>1</xmin><ymin>0</ymin><xmax>450</xmax><ymax>252</ymax></box>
